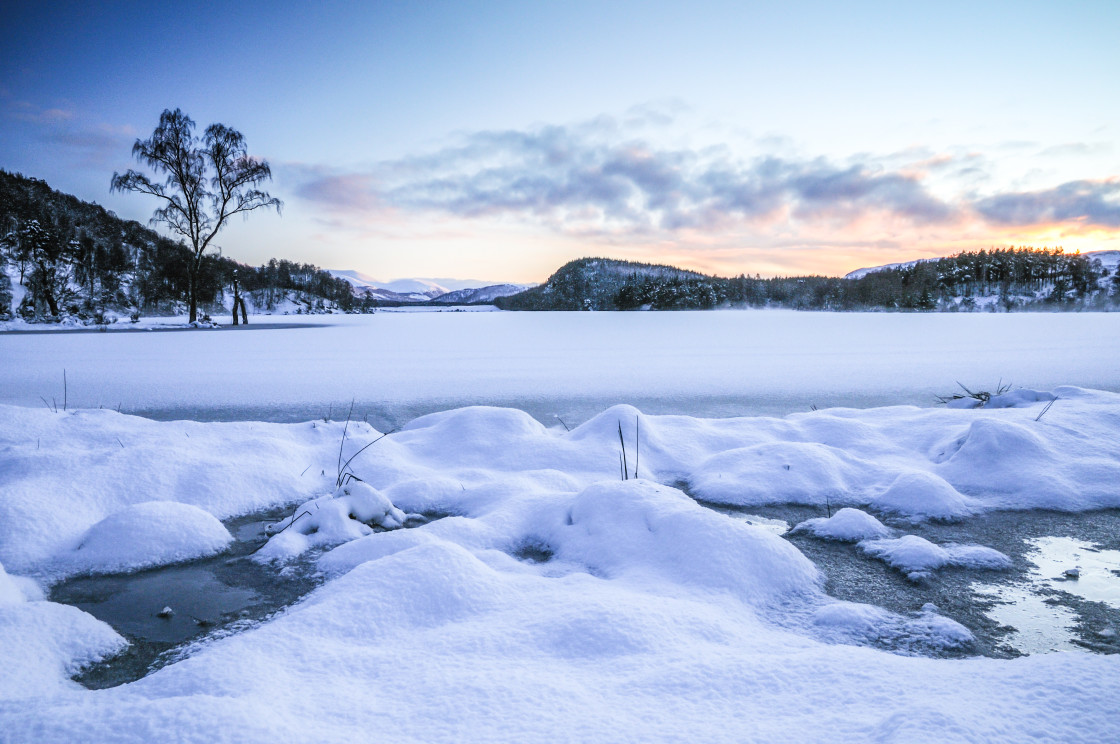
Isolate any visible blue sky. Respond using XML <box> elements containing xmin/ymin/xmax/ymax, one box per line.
<box><xmin>2</xmin><ymin>0</ymin><xmax>1118</xmax><ymax>281</ymax></box>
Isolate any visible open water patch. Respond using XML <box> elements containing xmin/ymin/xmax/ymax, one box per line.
<box><xmin>50</xmin><ymin>507</ymin><xmax>323</xmax><ymax>689</ymax></box>
<box><xmin>697</xmin><ymin>500</ymin><xmax>1120</xmax><ymax>658</ymax></box>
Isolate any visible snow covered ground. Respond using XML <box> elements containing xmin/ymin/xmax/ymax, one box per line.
<box><xmin>2</xmin><ymin>310</ymin><xmax>1120</xmax><ymax>426</ymax></box>
<box><xmin>1</xmin><ymin>385</ymin><xmax>1120</xmax><ymax>741</ymax></box>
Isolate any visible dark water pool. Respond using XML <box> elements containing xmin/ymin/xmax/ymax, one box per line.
<box><xmin>50</xmin><ymin>507</ymin><xmax>322</xmax><ymax>689</ymax></box>
<box><xmin>51</xmin><ymin>506</ymin><xmax>449</xmax><ymax>689</ymax></box>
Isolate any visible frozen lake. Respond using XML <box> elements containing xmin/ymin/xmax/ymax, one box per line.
<box><xmin>3</xmin><ymin>309</ymin><xmax>1119</xmax><ymax>427</ymax></box>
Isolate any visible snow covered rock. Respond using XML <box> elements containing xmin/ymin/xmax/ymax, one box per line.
<box><xmin>61</xmin><ymin>501</ymin><xmax>233</xmax><ymax>575</ymax></box>
<box><xmin>791</xmin><ymin>508</ymin><xmax>893</xmax><ymax>541</ymax></box>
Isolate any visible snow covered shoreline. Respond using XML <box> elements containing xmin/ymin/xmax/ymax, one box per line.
<box><xmin>1</xmin><ymin>390</ymin><xmax>1119</xmax><ymax>741</ymax></box>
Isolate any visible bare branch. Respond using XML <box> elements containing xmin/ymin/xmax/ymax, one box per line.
<box><xmin>110</xmin><ymin>108</ymin><xmax>280</xmax><ymax>322</ymax></box>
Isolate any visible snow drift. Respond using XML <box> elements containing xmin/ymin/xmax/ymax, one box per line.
<box><xmin>2</xmin><ymin>388</ymin><xmax>1120</xmax><ymax>741</ymax></box>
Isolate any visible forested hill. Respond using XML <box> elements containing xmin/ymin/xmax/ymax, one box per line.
<box><xmin>497</xmin><ymin>258</ymin><xmax>709</xmax><ymax>310</ymax></box>
<box><xmin>0</xmin><ymin>169</ymin><xmax>361</xmax><ymax>322</ymax></box>
<box><xmin>496</xmin><ymin>251</ymin><xmax>1120</xmax><ymax>311</ymax></box>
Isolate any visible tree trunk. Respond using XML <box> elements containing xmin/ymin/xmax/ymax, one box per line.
<box><xmin>188</xmin><ymin>258</ymin><xmax>199</xmax><ymax>323</ymax></box>
<box><xmin>239</xmin><ymin>297</ymin><xmax>248</xmax><ymax>324</ymax></box>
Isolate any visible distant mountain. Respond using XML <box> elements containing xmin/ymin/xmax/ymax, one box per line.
<box><xmin>329</xmin><ymin>270</ymin><xmax>525</xmax><ymax>302</ymax></box>
<box><xmin>430</xmin><ymin>283</ymin><xmax>534</xmax><ymax>304</ymax></box>
<box><xmin>328</xmin><ymin>270</ymin><xmax>436</xmax><ymax>301</ymax></box>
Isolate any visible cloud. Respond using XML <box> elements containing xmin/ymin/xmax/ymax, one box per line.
<box><xmin>8</xmin><ymin>100</ymin><xmax>75</xmax><ymax>124</ymax></box>
<box><xmin>294</xmin><ymin>119</ymin><xmax>961</xmax><ymax>239</ymax></box>
<box><xmin>5</xmin><ymin>100</ymin><xmax>136</xmax><ymax>168</ymax></box>
<box><xmin>290</xmin><ymin>168</ymin><xmax>382</xmax><ymax>213</ymax></box>
<box><xmin>290</xmin><ymin>114</ymin><xmax>1120</xmax><ymax>245</ymax></box>
<box><xmin>974</xmin><ymin>179</ymin><xmax>1120</xmax><ymax>229</ymax></box>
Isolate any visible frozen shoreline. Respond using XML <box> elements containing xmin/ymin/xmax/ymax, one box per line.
<box><xmin>1</xmin><ymin>389</ymin><xmax>1119</xmax><ymax>742</ymax></box>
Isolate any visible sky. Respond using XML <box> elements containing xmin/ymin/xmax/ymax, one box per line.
<box><xmin>2</xmin><ymin>0</ymin><xmax>1119</xmax><ymax>283</ymax></box>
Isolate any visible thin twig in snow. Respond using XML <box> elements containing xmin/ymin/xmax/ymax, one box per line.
<box><xmin>617</xmin><ymin>421</ymin><xmax>629</xmax><ymax>481</ymax></box>
<box><xmin>337</xmin><ymin>399</ymin><xmax>355</xmax><ymax>482</ymax></box>
<box><xmin>335</xmin><ymin>429</ymin><xmax>397</xmax><ymax>488</ymax></box>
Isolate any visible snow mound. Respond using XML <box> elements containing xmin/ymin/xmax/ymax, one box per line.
<box><xmin>690</xmin><ymin>442</ymin><xmax>876</xmax><ymax>507</ymax></box>
<box><xmin>62</xmin><ymin>501</ymin><xmax>232</xmax><ymax>575</ymax></box>
<box><xmin>258</xmin><ymin>480</ymin><xmax>406</xmax><ymax>561</ymax></box>
<box><xmin>0</xmin><ymin>560</ymin><xmax>126</xmax><ymax>700</ymax></box>
<box><xmin>791</xmin><ymin>508</ymin><xmax>892</xmax><ymax>541</ymax></box>
<box><xmin>552</xmin><ymin>480</ymin><xmax>822</xmax><ymax>606</ymax></box>
<box><xmin>933</xmin><ymin>417</ymin><xmax>1120</xmax><ymax>511</ymax></box>
<box><xmin>858</xmin><ymin>535</ymin><xmax>1012</xmax><ymax>580</ymax></box>
<box><xmin>0</xmin><ymin>561</ymin><xmax>44</xmax><ymax>604</ymax></box>
<box><xmin>812</xmin><ymin>601</ymin><xmax>973</xmax><ymax>651</ymax></box>
<box><xmin>985</xmin><ymin>388</ymin><xmax>1057</xmax><ymax>409</ymax></box>
<box><xmin>872</xmin><ymin>471</ymin><xmax>974</xmax><ymax>521</ymax></box>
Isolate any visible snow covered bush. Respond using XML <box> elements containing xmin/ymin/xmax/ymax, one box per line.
<box><xmin>258</xmin><ymin>479</ymin><xmax>407</xmax><ymax>561</ymax></box>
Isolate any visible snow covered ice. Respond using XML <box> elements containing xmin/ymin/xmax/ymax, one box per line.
<box><xmin>1</xmin><ymin>380</ymin><xmax>1120</xmax><ymax>740</ymax></box>
<box><xmin>858</xmin><ymin>535</ymin><xmax>1012</xmax><ymax>581</ymax></box>
<box><xmin>3</xmin><ymin>310</ymin><xmax>1120</xmax><ymax>424</ymax></box>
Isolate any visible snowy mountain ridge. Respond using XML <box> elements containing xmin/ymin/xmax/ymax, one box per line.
<box><xmin>328</xmin><ymin>270</ymin><xmax>532</xmax><ymax>304</ymax></box>
<box><xmin>430</xmin><ymin>283</ymin><xmax>535</xmax><ymax>304</ymax></box>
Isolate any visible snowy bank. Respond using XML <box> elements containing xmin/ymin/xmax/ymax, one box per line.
<box><xmin>1</xmin><ymin>390</ymin><xmax>1120</xmax><ymax>741</ymax></box>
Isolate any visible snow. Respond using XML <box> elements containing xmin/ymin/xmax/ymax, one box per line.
<box><xmin>811</xmin><ymin>601</ymin><xmax>974</xmax><ymax>650</ymax></box>
<box><xmin>791</xmin><ymin>507</ymin><xmax>893</xmax><ymax>541</ymax></box>
<box><xmin>0</xmin><ymin>560</ymin><xmax>127</xmax><ymax>700</ymax></box>
<box><xmin>257</xmin><ymin>480</ymin><xmax>406</xmax><ymax>561</ymax></box>
<box><xmin>844</xmin><ymin>259</ymin><xmax>925</xmax><ymax>279</ymax></box>
<box><xmin>873</xmin><ymin>471</ymin><xmax>975</xmax><ymax>521</ymax></box>
<box><xmin>858</xmin><ymin>535</ymin><xmax>1012</xmax><ymax>580</ymax></box>
<box><xmin>0</xmin><ymin>406</ymin><xmax>354</xmax><ymax>579</ymax></box>
<box><xmin>2</xmin><ymin>387</ymin><xmax>1120</xmax><ymax>740</ymax></box>
<box><xmin>329</xmin><ymin>269</ymin><xmax>450</xmax><ymax>298</ymax></box>
<box><xmin>430</xmin><ymin>283</ymin><xmax>534</xmax><ymax>303</ymax></box>
<box><xmin>60</xmin><ymin>501</ymin><xmax>233</xmax><ymax>576</ymax></box>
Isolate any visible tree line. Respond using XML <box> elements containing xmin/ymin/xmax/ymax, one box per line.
<box><xmin>0</xmin><ymin>169</ymin><xmax>366</xmax><ymax>322</ymax></box>
<box><xmin>498</xmin><ymin>252</ymin><xmax>1119</xmax><ymax>312</ymax></box>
